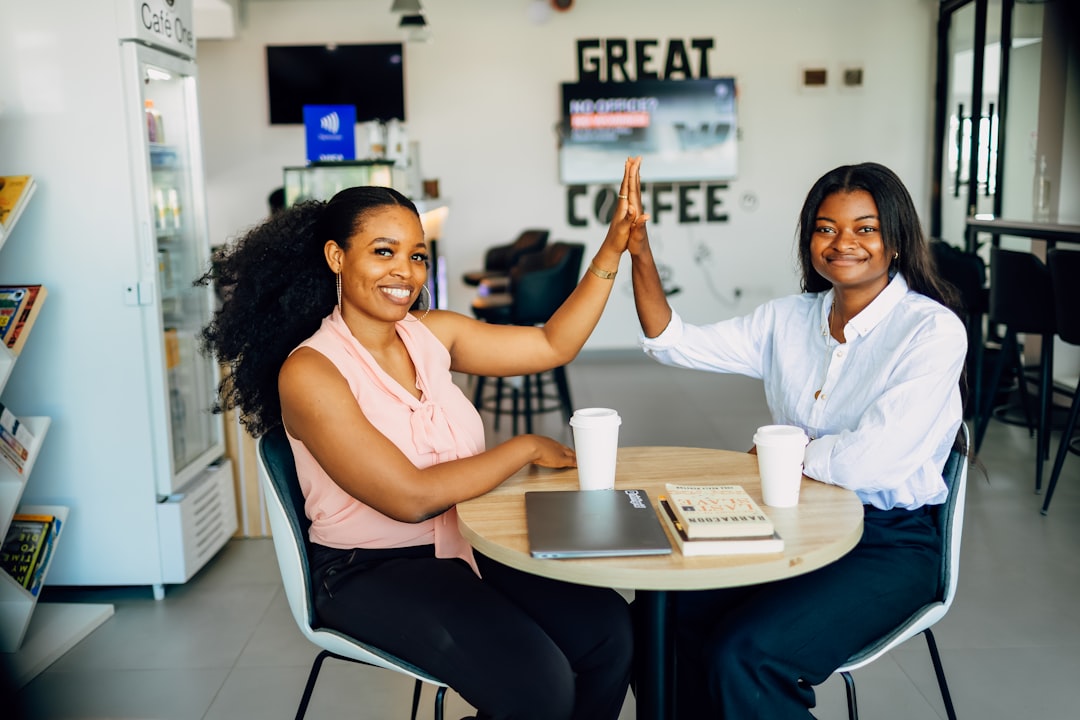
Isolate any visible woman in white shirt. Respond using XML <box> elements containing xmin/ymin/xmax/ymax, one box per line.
<box><xmin>625</xmin><ymin>162</ymin><xmax>967</xmax><ymax>719</ymax></box>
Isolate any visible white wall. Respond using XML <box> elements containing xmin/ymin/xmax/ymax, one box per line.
<box><xmin>196</xmin><ymin>0</ymin><xmax>938</xmax><ymax>349</ymax></box>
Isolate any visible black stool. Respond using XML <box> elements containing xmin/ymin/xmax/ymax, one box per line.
<box><xmin>975</xmin><ymin>247</ymin><xmax>1056</xmax><ymax>492</ymax></box>
<box><xmin>461</xmin><ymin>229</ymin><xmax>549</xmax><ymax>288</ymax></box>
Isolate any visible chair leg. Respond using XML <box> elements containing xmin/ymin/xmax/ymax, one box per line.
<box><xmin>410</xmin><ymin>679</ymin><xmax>423</xmax><ymax>720</ymax></box>
<box><xmin>553</xmin><ymin>365</ymin><xmax>574</xmax><ymax>423</ymax></box>
<box><xmin>923</xmin><ymin>630</ymin><xmax>958</xmax><ymax>720</ymax></box>
<box><xmin>840</xmin><ymin>670</ymin><xmax>859</xmax><ymax>720</ymax></box>
<box><xmin>975</xmin><ymin>332</ymin><xmax>1015</xmax><ymax>452</ymax></box>
<box><xmin>434</xmin><ymin>685</ymin><xmax>447</xmax><ymax>720</ymax></box>
<box><xmin>523</xmin><ymin>373</ymin><xmax>534</xmax><ymax>434</ymax></box>
<box><xmin>1042</xmin><ymin>385</ymin><xmax>1080</xmax><ymax>515</ymax></box>
<box><xmin>471</xmin><ymin>375</ymin><xmax>485</xmax><ymax>411</ymax></box>
<box><xmin>493</xmin><ymin>378</ymin><xmax>504</xmax><ymax>430</ymax></box>
<box><xmin>295</xmin><ymin>650</ymin><xmax>331</xmax><ymax>720</ymax></box>
<box><xmin>1035</xmin><ymin>336</ymin><xmax>1054</xmax><ymax>492</ymax></box>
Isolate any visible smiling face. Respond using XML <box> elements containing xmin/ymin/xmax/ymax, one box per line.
<box><xmin>809</xmin><ymin>190</ymin><xmax>893</xmax><ymax>297</ymax></box>
<box><xmin>327</xmin><ymin>205</ymin><xmax>428</xmax><ymax>324</ymax></box>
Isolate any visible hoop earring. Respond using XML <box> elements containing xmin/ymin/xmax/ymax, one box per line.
<box><xmin>893</xmin><ymin>251</ymin><xmax>900</xmax><ymax>260</ymax></box>
<box><xmin>335</xmin><ymin>272</ymin><xmax>342</xmax><ymax>311</ymax></box>
<box><xmin>419</xmin><ymin>284</ymin><xmax>431</xmax><ymax>321</ymax></box>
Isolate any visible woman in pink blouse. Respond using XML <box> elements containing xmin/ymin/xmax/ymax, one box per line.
<box><xmin>199</xmin><ymin>159</ymin><xmax>644</xmax><ymax>720</ymax></box>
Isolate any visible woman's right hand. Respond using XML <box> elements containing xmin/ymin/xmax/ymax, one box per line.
<box><xmin>523</xmin><ymin>435</ymin><xmax>577</xmax><ymax>469</ymax></box>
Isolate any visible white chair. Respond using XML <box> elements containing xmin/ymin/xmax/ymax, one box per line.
<box><xmin>257</xmin><ymin>425</ymin><xmax>449</xmax><ymax>720</ymax></box>
<box><xmin>833</xmin><ymin>423</ymin><xmax>969</xmax><ymax>720</ymax></box>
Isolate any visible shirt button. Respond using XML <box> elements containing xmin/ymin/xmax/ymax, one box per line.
<box><xmin>836</xmin><ymin>349</ymin><xmax>845</xmax><ymax>358</ymax></box>
<box><xmin>818</xmin><ymin>392</ymin><xmax>826</xmax><ymax>400</ymax></box>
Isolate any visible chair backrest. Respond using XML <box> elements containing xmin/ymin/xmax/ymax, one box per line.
<box><xmin>258</xmin><ymin>425</ymin><xmax>318</xmax><ymax>635</ymax></box>
<box><xmin>838</xmin><ymin>423</ymin><xmax>969</xmax><ymax>672</ymax></box>
<box><xmin>510</xmin><ymin>241</ymin><xmax>585</xmax><ymax>325</ymax></box>
<box><xmin>484</xmin><ymin>229</ymin><xmax>550</xmax><ymax>272</ymax></box>
<box><xmin>988</xmin><ymin>246</ymin><xmax>1055</xmax><ymax>333</ymax></box>
<box><xmin>1047</xmin><ymin>248</ymin><xmax>1080</xmax><ymax>346</ymax></box>
<box><xmin>937</xmin><ymin>423</ymin><xmax>969</xmax><ymax>610</ymax></box>
<box><xmin>930</xmin><ymin>239</ymin><xmax>987</xmax><ymax>317</ymax></box>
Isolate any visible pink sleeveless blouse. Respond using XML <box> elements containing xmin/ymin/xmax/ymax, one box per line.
<box><xmin>286</xmin><ymin>308</ymin><xmax>485</xmax><ymax>574</ymax></box>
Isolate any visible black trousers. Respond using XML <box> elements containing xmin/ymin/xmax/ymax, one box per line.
<box><xmin>662</xmin><ymin>505</ymin><xmax>941</xmax><ymax>719</ymax></box>
<box><xmin>310</xmin><ymin>543</ymin><xmax>633</xmax><ymax>720</ymax></box>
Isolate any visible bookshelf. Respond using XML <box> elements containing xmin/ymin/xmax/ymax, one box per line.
<box><xmin>0</xmin><ymin>178</ymin><xmax>114</xmax><ymax>686</ymax></box>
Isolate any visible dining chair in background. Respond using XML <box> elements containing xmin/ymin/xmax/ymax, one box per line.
<box><xmin>257</xmin><ymin>425</ymin><xmax>449</xmax><ymax>720</ymax></box>
<box><xmin>460</xmin><ymin>228</ymin><xmax>549</xmax><ymax>289</ymax></box>
<box><xmin>1040</xmin><ymin>248</ymin><xmax>1080</xmax><ymax>515</ymax></box>
<box><xmin>930</xmin><ymin>239</ymin><xmax>988</xmax><ymax>419</ymax></box>
<box><xmin>470</xmin><ymin>241</ymin><xmax>585</xmax><ymax>434</ymax></box>
<box><xmin>832</xmin><ymin>423</ymin><xmax>969</xmax><ymax>720</ymax></box>
<box><xmin>974</xmin><ymin>247</ymin><xmax>1056</xmax><ymax>492</ymax></box>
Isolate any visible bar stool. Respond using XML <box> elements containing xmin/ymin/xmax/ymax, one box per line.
<box><xmin>1041</xmin><ymin>248</ymin><xmax>1080</xmax><ymax>515</ymax></box>
<box><xmin>470</xmin><ymin>242</ymin><xmax>585</xmax><ymax>434</ymax></box>
<box><xmin>974</xmin><ymin>247</ymin><xmax>1056</xmax><ymax>492</ymax></box>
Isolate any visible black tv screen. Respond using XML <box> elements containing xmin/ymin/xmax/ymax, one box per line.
<box><xmin>558</xmin><ymin>77</ymin><xmax>738</xmax><ymax>184</ymax></box>
<box><xmin>266</xmin><ymin>43</ymin><xmax>406</xmax><ymax>125</ymax></box>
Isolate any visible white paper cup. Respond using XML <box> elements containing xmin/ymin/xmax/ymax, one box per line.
<box><xmin>753</xmin><ymin>424</ymin><xmax>809</xmax><ymax>507</ymax></box>
<box><xmin>570</xmin><ymin>408</ymin><xmax>621</xmax><ymax>491</ymax></box>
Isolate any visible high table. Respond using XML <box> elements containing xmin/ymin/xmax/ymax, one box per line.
<box><xmin>456</xmin><ymin>446</ymin><xmax>864</xmax><ymax>720</ymax></box>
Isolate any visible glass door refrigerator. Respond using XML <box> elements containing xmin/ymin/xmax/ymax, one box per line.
<box><xmin>0</xmin><ymin>0</ymin><xmax>235</xmax><ymax>599</ymax></box>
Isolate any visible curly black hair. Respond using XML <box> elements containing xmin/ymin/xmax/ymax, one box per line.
<box><xmin>796</xmin><ymin>162</ymin><xmax>960</xmax><ymax>315</ymax></box>
<box><xmin>197</xmin><ymin>186</ymin><xmax>418</xmax><ymax>437</ymax></box>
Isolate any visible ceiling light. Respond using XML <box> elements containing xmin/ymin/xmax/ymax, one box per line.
<box><xmin>399</xmin><ymin>13</ymin><xmax>426</xmax><ymax>27</ymax></box>
<box><xmin>391</xmin><ymin>0</ymin><xmax>422</xmax><ymax>12</ymax></box>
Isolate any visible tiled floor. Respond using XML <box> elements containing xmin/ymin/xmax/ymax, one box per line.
<box><xmin>8</xmin><ymin>350</ymin><xmax>1080</xmax><ymax>719</ymax></box>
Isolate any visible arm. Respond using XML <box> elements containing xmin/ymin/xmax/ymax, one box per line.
<box><xmin>279</xmin><ymin>348</ymin><xmax>575</xmax><ymax>523</ymax></box>
<box><xmin>626</xmin><ymin>163</ymin><xmax>673</xmax><ymax>339</ymax></box>
<box><xmin>426</xmin><ymin>157</ymin><xmax>644</xmax><ymax>378</ymax></box>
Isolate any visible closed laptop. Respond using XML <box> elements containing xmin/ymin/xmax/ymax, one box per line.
<box><xmin>525</xmin><ymin>489</ymin><xmax>673</xmax><ymax>559</ymax></box>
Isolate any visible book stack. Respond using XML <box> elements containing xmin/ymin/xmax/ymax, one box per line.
<box><xmin>0</xmin><ymin>512</ymin><xmax>62</xmax><ymax>596</ymax></box>
<box><xmin>0</xmin><ymin>401</ymin><xmax>34</xmax><ymax>475</ymax></box>
<box><xmin>0</xmin><ymin>284</ymin><xmax>47</xmax><ymax>355</ymax></box>
<box><xmin>658</xmin><ymin>483</ymin><xmax>784</xmax><ymax>556</ymax></box>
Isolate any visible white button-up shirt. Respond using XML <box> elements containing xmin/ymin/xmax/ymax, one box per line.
<box><xmin>639</xmin><ymin>275</ymin><xmax>966</xmax><ymax>510</ymax></box>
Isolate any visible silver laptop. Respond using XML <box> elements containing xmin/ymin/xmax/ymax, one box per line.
<box><xmin>525</xmin><ymin>489</ymin><xmax>673</xmax><ymax>559</ymax></box>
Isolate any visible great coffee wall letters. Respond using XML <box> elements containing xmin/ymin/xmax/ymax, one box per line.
<box><xmin>565</xmin><ymin>38</ymin><xmax>730</xmax><ymax>228</ymax></box>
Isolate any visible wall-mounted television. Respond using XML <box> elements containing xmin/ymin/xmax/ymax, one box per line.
<box><xmin>558</xmin><ymin>77</ymin><xmax>737</xmax><ymax>184</ymax></box>
<box><xmin>266</xmin><ymin>43</ymin><xmax>406</xmax><ymax>125</ymax></box>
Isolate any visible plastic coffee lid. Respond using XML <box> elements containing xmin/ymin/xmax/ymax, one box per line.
<box><xmin>569</xmin><ymin>407</ymin><xmax>621</xmax><ymax>427</ymax></box>
<box><xmin>753</xmin><ymin>424</ymin><xmax>808</xmax><ymax>444</ymax></box>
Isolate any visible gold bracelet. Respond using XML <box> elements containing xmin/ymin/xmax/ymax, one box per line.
<box><xmin>587</xmin><ymin>262</ymin><xmax>617</xmax><ymax>280</ymax></box>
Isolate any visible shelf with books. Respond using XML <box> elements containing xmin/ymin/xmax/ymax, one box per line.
<box><xmin>0</xmin><ymin>505</ymin><xmax>67</xmax><ymax>651</ymax></box>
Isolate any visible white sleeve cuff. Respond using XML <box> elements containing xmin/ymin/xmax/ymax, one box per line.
<box><xmin>803</xmin><ymin>434</ymin><xmax>839</xmax><ymax>484</ymax></box>
<box><xmin>639</xmin><ymin>310</ymin><xmax>684</xmax><ymax>350</ymax></box>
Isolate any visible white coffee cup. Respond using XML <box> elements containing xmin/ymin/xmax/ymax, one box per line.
<box><xmin>570</xmin><ymin>408</ymin><xmax>621</xmax><ymax>491</ymax></box>
<box><xmin>753</xmin><ymin>424</ymin><xmax>809</xmax><ymax>507</ymax></box>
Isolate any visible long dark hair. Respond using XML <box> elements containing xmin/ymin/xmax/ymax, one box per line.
<box><xmin>796</xmin><ymin>162</ymin><xmax>960</xmax><ymax>314</ymax></box>
<box><xmin>197</xmin><ymin>186</ymin><xmax>418</xmax><ymax>437</ymax></box>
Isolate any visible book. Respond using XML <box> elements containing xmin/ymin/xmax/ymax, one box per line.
<box><xmin>0</xmin><ymin>284</ymin><xmax>47</xmax><ymax>355</ymax></box>
<box><xmin>25</xmin><ymin>514</ymin><xmax>61</xmax><ymax>596</ymax></box>
<box><xmin>0</xmin><ymin>401</ymin><xmax>34</xmax><ymax>474</ymax></box>
<box><xmin>664</xmin><ymin>483</ymin><xmax>775</xmax><ymax>539</ymax></box>
<box><xmin>0</xmin><ymin>513</ymin><xmax>56</xmax><ymax>591</ymax></box>
<box><xmin>658</xmin><ymin>497</ymin><xmax>784</xmax><ymax>556</ymax></box>
<box><xmin>0</xmin><ymin>287</ymin><xmax>27</xmax><ymax>344</ymax></box>
<box><xmin>0</xmin><ymin>175</ymin><xmax>35</xmax><ymax>234</ymax></box>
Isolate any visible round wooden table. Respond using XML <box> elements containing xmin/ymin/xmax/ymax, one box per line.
<box><xmin>457</xmin><ymin>446</ymin><xmax>864</xmax><ymax>720</ymax></box>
